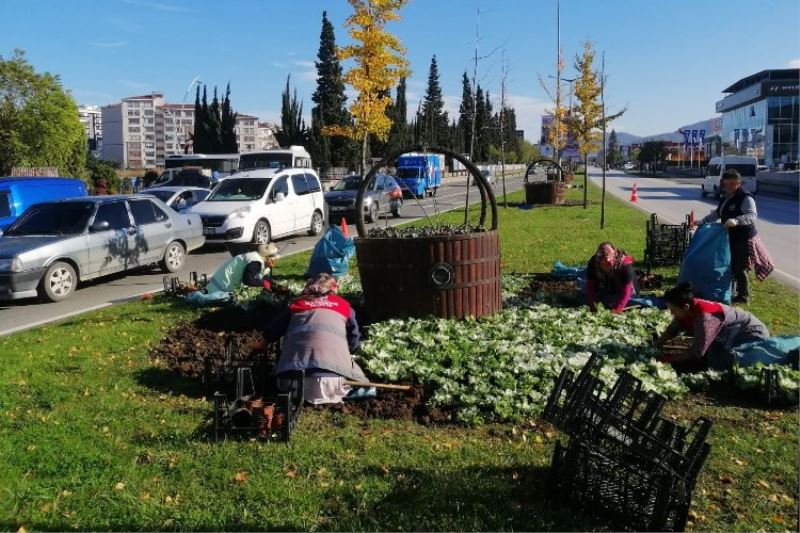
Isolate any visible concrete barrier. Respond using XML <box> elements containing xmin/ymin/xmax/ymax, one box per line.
<box><xmin>757</xmin><ymin>171</ymin><xmax>799</xmax><ymax>199</ymax></box>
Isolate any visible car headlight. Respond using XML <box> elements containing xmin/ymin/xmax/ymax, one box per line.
<box><xmin>228</xmin><ymin>206</ymin><xmax>251</xmax><ymax>220</ymax></box>
<box><xmin>363</xmin><ymin>196</ymin><xmax>373</xmax><ymax>205</ymax></box>
<box><xmin>0</xmin><ymin>257</ymin><xmax>22</xmax><ymax>272</ymax></box>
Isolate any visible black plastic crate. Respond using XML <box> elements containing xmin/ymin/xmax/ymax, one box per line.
<box><xmin>644</xmin><ymin>214</ymin><xmax>690</xmax><ymax>267</ymax></box>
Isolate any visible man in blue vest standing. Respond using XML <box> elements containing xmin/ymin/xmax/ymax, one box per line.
<box><xmin>699</xmin><ymin>169</ymin><xmax>760</xmax><ymax>304</ymax></box>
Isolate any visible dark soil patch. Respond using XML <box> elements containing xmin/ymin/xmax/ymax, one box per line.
<box><xmin>506</xmin><ymin>200</ymin><xmax>597</xmax><ymax>208</ymax></box>
<box><xmin>509</xmin><ymin>273</ymin><xmax>584</xmax><ymax>307</ymax></box>
<box><xmin>318</xmin><ymin>384</ymin><xmax>455</xmax><ymax>424</ymax></box>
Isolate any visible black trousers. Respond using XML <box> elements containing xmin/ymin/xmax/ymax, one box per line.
<box><xmin>729</xmin><ymin>237</ymin><xmax>749</xmax><ymax>298</ymax></box>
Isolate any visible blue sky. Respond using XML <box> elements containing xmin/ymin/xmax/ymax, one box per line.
<box><xmin>2</xmin><ymin>0</ymin><xmax>798</xmax><ymax>139</ymax></box>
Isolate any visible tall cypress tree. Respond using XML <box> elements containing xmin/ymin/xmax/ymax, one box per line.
<box><xmin>386</xmin><ymin>76</ymin><xmax>408</xmax><ymax>156</ymax></box>
<box><xmin>276</xmin><ymin>75</ymin><xmax>307</xmax><ymax>147</ymax></box>
<box><xmin>474</xmin><ymin>84</ymin><xmax>486</xmax><ymax>161</ymax></box>
<box><xmin>204</xmin><ymin>87</ymin><xmax>223</xmax><ymax>153</ymax></box>
<box><xmin>192</xmin><ymin>85</ymin><xmax>205</xmax><ymax>153</ymax></box>
<box><xmin>420</xmin><ymin>55</ymin><xmax>449</xmax><ymax>147</ymax></box>
<box><xmin>458</xmin><ymin>71</ymin><xmax>474</xmax><ymax>156</ymax></box>
<box><xmin>220</xmin><ymin>82</ymin><xmax>238</xmax><ymax>153</ymax></box>
<box><xmin>311</xmin><ymin>11</ymin><xmax>352</xmax><ymax>171</ymax></box>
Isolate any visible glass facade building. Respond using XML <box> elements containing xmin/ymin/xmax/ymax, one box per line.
<box><xmin>715</xmin><ymin>69</ymin><xmax>799</xmax><ymax>167</ymax></box>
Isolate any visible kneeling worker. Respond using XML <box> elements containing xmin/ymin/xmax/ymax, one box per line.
<box><xmin>586</xmin><ymin>242</ymin><xmax>638</xmax><ymax>313</ymax></box>
<box><xmin>264</xmin><ymin>273</ymin><xmax>370</xmax><ymax>404</ymax></box>
<box><xmin>207</xmin><ymin>243</ymin><xmax>280</xmax><ymax>293</ymax></box>
<box><xmin>655</xmin><ymin>282</ymin><xmax>769</xmax><ymax>371</ymax></box>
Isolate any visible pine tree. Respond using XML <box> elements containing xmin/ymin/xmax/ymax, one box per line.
<box><xmin>204</xmin><ymin>87</ymin><xmax>223</xmax><ymax>153</ymax></box>
<box><xmin>220</xmin><ymin>82</ymin><xmax>238</xmax><ymax>153</ymax></box>
<box><xmin>311</xmin><ymin>11</ymin><xmax>353</xmax><ymax>172</ymax></box>
<box><xmin>608</xmin><ymin>129</ymin><xmax>621</xmax><ymax>166</ymax></box>
<box><xmin>458</xmin><ymin>71</ymin><xmax>474</xmax><ymax>156</ymax></box>
<box><xmin>276</xmin><ymin>75</ymin><xmax>307</xmax><ymax>147</ymax></box>
<box><xmin>420</xmin><ymin>55</ymin><xmax>448</xmax><ymax>147</ymax></box>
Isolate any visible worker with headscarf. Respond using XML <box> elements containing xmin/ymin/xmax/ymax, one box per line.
<box><xmin>264</xmin><ymin>273</ymin><xmax>369</xmax><ymax>404</ymax></box>
<box><xmin>585</xmin><ymin>242</ymin><xmax>638</xmax><ymax>313</ymax></box>
<box><xmin>206</xmin><ymin>243</ymin><xmax>280</xmax><ymax>293</ymax></box>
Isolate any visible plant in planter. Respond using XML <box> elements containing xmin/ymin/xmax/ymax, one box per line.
<box><xmin>524</xmin><ymin>158</ymin><xmax>566</xmax><ymax>205</ymax></box>
<box><xmin>354</xmin><ymin>145</ymin><xmax>501</xmax><ymax>321</ymax></box>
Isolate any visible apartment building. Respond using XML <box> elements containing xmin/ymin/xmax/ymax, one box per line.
<box><xmin>161</xmin><ymin>103</ymin><xmax>195</xmax><ymax>157</ymax></box>
<box><xmin>78</xmin><ymin>105</ymin><xmax>103</xmax><ymax>158</ymax></box>
<box><xmin>235</xmin><ymin>114</ymin><xmax>259</xmax><ymax>153</ymax></box>
<box><xmin>101</xmin><ymin>93</ymin><xmax>164</xmax><ymax>169</ymax></box>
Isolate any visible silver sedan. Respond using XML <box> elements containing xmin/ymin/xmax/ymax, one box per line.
<box><xmin>0</xmin><ymin>195</ymin><xmax>204</xmax><ymax>302</ymax></box>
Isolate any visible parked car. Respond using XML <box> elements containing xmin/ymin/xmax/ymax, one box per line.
<box><xmin>0</xmin><ymin>196</ymin><xmax>204</xmax><ymax>302</ymax></box>
<box><xmin>325</xmin><ymin>174</ymin><xmax>403</xmax><ymax>223</ymax></box>
<box><xmin>623</xmin><ymin>162</ymin><xmax>636</xmax><ymax>171</ymax></box>
<box><xmin>471</xmin><ymin>169</ymin><xmax>495</xmax><ymax>186</ymax></box>
<box><xmin>0</xmin><ymin>177</ymin><xmax>88</xmax><ymax>232</ymax></box>
<box><xmin>138</xmin><ymin>186</ymin><xmax>210</xmax><ymax>213</ymax></box>
<box><xmin>188</xmin><ymin>168</ymin><xmax>325</xmax><ymax>244</ymax></box>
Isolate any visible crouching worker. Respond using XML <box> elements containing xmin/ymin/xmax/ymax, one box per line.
<box><xmin>184</xmin><ymin>244</ymin><xmax>279</xmax><ymax>306</ymax></box>
<box><xmin>264</xmin><ymin>273</ymin><xmax>372</xmax><ymax>404</ymax></box>
<box><xmin>586</xmin><ymin>242</ymin><xmax>638</xmax><ymax>313</ymax></box>
<box><xmin>655</xmin><ymin>282</ymin><xmax>769</xmax><ymax>371</ymax></box>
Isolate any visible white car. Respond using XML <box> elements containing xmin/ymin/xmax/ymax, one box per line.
<box><xmin>701</xmin><ymin>156</ymin><xmax>757</xmax><ymax>198</ymax></box>
<box><xmin>138</xmin><ymin>186</ymin><xmax>210</xmax><ymax>213</ymax></box>
<box><xmin>188</xmin><ymin>168</ymin><xmax>326</xmax><ymax>244</ymax></box>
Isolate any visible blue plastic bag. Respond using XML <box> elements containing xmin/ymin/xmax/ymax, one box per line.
<box><xmin>733</xmin><ymin>335</ymin><xmax>800</xmax><ymax>367</ymax></box>
<box><xmin>306</xmin><ymin>225</ymin><xmax>356</xmax><ymax>279</ymax></box>
<box><xmin>551</xmin><ymin>261</ymin><xmax>586</xmax><ymax>280</ymax></box>
<box><xmin>678</xmin><ymin>224</ymin><xmax>732</xmax><ymax>303</ymax></box>
<box><xmin>183</xmin><ymin>290</ymin><xmax>232</xmax><ymax>307</ymax></box>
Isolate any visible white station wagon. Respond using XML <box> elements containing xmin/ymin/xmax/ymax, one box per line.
<box><xmin>189</xmin><ymin>168</ymin><xmax>326</xmax><ymax>244</ymax></box>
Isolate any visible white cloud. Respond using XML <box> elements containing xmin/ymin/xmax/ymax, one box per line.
<box><xmin>122</xmin><ymin>0</ymin><xmax>190</xmax><ymax>13</ymax></box>
<box><xmin>292</xmin><ymin>60</ymin><xmax>316</xmax><ymax>68</ymax></box>
<box><xmin>788</xmin><ymin>58</ymin><xmax>800</xmax><ymax>69</ymax></box>
<box><xmin>272</xmin><ymin>61</ymin><xmax>287</xmax><ymax>68</ymax></box>
<box><xmin>71</xmin><ymin>89</ymin><xmax>114</xmax><ymax>103</ymax></box>
<box><xmin>295</xmin><ymin>69</ymin><xmax>317</xmax><ymax>82</ymax></box>
<box><xmin>89</xmin><ymin>41</ymin><xmax>128</xmax><ymax>48</ymax></box>
<box><xmin>117</xmin><ymin>79</ymin><xmax>150</xmax><ymax>89</ymax></box>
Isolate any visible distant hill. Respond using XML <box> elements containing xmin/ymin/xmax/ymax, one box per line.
<box><xmin>633</xmin><ymin>119</ymin><xmax>715</xmax><ymax>144</ymax></box>
<box><xmin>604</xmin><ymin>131</ymin><xmax>642</xmax><ymax>145</ymax></box>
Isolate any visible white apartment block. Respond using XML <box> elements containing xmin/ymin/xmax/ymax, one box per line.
<box><xmin>78</xmin><ymin>105</ymin><xmax>103</xmax><ymax>158</ymax></box>
<box><xmin>101</xmin><ymin>93</ymin><xmax>164</xmax><ymax>169</ymax></box>
<box><xmin>102</xmin><ymin>91</ymin><xmax>277</xmax><ymax>167</ymax></box>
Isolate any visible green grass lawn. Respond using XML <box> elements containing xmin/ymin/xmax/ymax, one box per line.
<box><xmin>1</xmin><ymin>183</ymin><xmax>797</xmax><ymax>531</ymax></box>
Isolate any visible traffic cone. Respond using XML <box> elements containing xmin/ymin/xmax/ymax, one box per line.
<box><xmin>339</xmin><ymin>217</ymin><xmax>349</xmax><ymax>237</ymax></box>
<box><xmin>630</xmin><ymin>182</ymin><xmax>638</xmax><ymax>203</ymax></box>
<box><xmin>688</xmin><ymin>210</ymin><xmax>695</xmax><ymax>227</ymax></box>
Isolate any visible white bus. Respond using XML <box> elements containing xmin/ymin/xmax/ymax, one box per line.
<box><xmin>162</xmin><ymin>153</ymin><xmax>240</xmax><ymax>181</ymax></box>
<box><xmin>237</xmin><ymin>146</ymin><xmax>313</xmax><ymax>172</ymax></box>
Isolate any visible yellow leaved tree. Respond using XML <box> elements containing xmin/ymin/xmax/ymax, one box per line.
<box><xmin>323</xmin><ymin>0</ymin><xmax>410</xmax><ymax>173</ymax></box>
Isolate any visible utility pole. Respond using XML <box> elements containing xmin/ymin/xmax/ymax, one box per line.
<box><xmin>600</xmin><ymin>52</ymin><xmax>607</xmax><ymax>229</ymax></box>
<box><xmin>555</xmin><ymin>0</ymin><xmax>562</xmax><ymax>167</ymax></box>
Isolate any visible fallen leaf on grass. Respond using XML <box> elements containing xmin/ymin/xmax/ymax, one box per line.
<box><xmin>773</xmin><ymin>514</ymin><xmax>784</xmax><ymax>524</ymax></box>
<box><xmin>734</xmin><ymin>458</ymin><xmax>747</xmax><ymax>466</ymax></box>
<box><xmin>232</xmin><ymin>471</ymin><xmax>248</xmax><ymax>484</ymax></box>
<box><xmin>285</xmin><ymin>468</ymin><xmax>298</xmax><ymax>479</ymax></box>
<box><xmin>756</xmin><ymin>479</ymin><xmax>771</xmax><ymax>489</ymax></box>
<box><xmin>17</xmin><ymin>527</ymin><xmax>26</xmax><ymax>533</ymax></box>
<box><xmin>113</xmin><ymin>482</ymin><xmax>125</xmax><ymax>491</ymax></box>
<box><xmin>512</xmin><ymin>471</ymin><xmax>520</xmax><ymax>480</ymax></box>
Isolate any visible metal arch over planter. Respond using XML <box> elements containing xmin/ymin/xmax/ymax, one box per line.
<box><xmin>524</xmin><ymin>159</ymin><xmax>567</xmax><ymax>205</ymax></box>
<box><xmin>354</xmin><ymin>145</ymin><xmax>498</xmax><ymax>237</ymax></box>
<box><xmin>524</xmin><ymin>158</ymin><xmax>564</xmax><ymax>183</ymax></box>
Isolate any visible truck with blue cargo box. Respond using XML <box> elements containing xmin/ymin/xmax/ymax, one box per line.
<box><xmin>395</xmin><ymin>153</ymin><xmax>442</xmax><ymax>198</ymax></box>
<box><xmin>0</xmin><ymin>177</ymin><xmax>89</xmax><ymax>232</ymax></box>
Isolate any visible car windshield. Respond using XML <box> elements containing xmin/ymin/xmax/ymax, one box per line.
<box><xmin>396</xmin><ymin>168</ymin><xmax>420</xmax><ymax>179</ymax></box>
<box><xmin>333</xmin><ymin>177</ymin><xmax>362</xmax><ymax>191</ymax></box>
<box><xmin>207</xmin><ymin>178</ymin><xmax>270</xmax><ymax>201</ymax></box>
<box><xmin>239</xmin><ymin>153</ymin><xmax>292</xmax><ymax>171</ymax></box>
<box><xmin>140</xmin><ymin>190</ymin><xmax>174</xmax><ymax>203</ymax></box>
<box><xmin>5</xmin><ymin>201</ymin><xmax>94</xmax><ymax>236</ymax></box>
<box><xmin>725</xmin><ymin>163</ymin><xmax>756</xmax><ymax>177</ymax></box>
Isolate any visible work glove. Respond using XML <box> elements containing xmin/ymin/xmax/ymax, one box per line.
<box><xmin>724</xmin><ymin>219</ymin><xmax>738</xmax><ymax>228</ymax></box>
<box><xmin>262</xmin><ymin>278</ymin><xmax>272</xmax><ymax>290</ymax></box>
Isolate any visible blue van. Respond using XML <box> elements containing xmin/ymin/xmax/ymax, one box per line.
<box><xmin>0</xmin><ymin>177</ymin><xmax>89</xmax><ymax>231</ymax></box>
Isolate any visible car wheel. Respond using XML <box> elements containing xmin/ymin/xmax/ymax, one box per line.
<box><xmin>392</xmin><ymin>200</ymin><xmax>403</xmax><ymax>218</ymax></box>
<box><xmin>160</xmin><ymin>241</ymin><xmax>185</xmax><ymax>273</ymax></box>
<box><xmin>38</xmin><ymin>261</ymin><xmax>77</xmax><ymax>302</ymax></box>
<box><xmin>308</xmin><ymin>210</ymin><xmax>324</xmax><ymax>236</ymax></box>
<box><xmin>366</xmin><ymin>203</ymin><xmax>378</xmax><ymax>223</ymax></box>
<box><xmin>252</xmin><ymin>220</ymin><xmax>271</xmax><ymax>244</ymax></box>
<box><xmin>713</xmin><ymin>186</ymin><xmax>720</xmax><ymax>199</ymax></box>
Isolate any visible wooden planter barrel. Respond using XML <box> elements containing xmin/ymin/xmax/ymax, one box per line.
<box><xmin>525</xmin><ymin>181</ymin><xmax>566</xmax><ymax>205</ymax></box>
<box><xmin>355</xmin><ymin>230</ymin><xmax>501</xmax><ymax>321</ymax></box>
